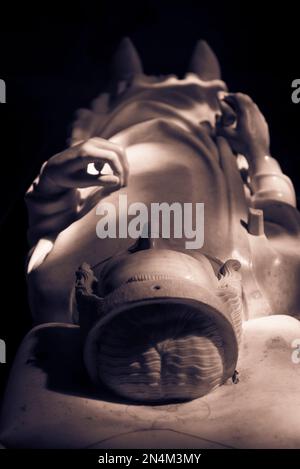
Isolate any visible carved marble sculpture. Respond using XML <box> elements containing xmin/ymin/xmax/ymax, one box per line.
<box><xmin>0</xmin><ymin>38</ymin><xmax>300</xmax><ymax>447</ymax></box>
<box><xmin>20</xmin><ymin>39</ymin><xmax>299</xmax><ymax>400</ymax></box>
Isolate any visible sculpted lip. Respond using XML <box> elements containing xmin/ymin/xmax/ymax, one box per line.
<box><xmin>126</xmin><ymin>273</ymin><xmax>176</xmax><ymax>282</ymax></box>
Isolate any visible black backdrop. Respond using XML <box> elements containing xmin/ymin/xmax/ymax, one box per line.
<box><xmin>0</xmin><ymin>0</ymin><xmax>300</xmax><ymax>396</ymax></box>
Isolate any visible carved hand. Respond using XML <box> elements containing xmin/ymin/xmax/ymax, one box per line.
<box><xmin>216</xmin><ymin>92</ymin><xmax>270</xmax><ymax>170</ymax></box>
<box><xmin>38</xmin><ymin>137</ymin><xmax>129</xmax><ymax>193</ymax></box>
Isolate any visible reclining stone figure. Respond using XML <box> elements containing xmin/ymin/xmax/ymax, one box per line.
<box><xmin>0</xmin><ymin>39</ymin><xmax>300</xmax><ymax>448</ymax></box>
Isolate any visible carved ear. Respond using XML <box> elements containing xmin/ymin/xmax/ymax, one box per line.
<box><xmin>218</xmin><ymin>259</ymin><xmax>241</xmax><ymax>280</ymax></box>
<box><xmin>75</xmin><ymin>262</ymin><xmax>98</xmax><ymax>295</ymax></box>
<box><xmin>111</xmin><ymin>37</ymin><xmax>143</xmax><ymax>82</ymax></box>
<box><xmin>188</xmin><ymin>40</ymin><xmax>221</xmax><ymax>81</ymax></box>
<box><xmin>217</xmin><ymin>259</ymin><xmax>243</xmax><ymax>343</ymax></box>
<box><xmin>74</xmin><ymin>263</ymin><xmax>104</xmax><ymax>337</ymax></box>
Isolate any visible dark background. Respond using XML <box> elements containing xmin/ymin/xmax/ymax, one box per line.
<box><xmin>0</xmin><ymin>0</ymin><xmax>300</xmax><ymax>397</ymax></box>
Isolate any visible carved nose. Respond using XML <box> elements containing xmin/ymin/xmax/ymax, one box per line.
<box><xmin>128</xmin><ymin>222</ymin><xmax>173</xmax><ymax>253</ymax></box>
<box><xmin>128</xmin><ymin>236</ymin><xmax>169</xmax><ymax>253</ymax></box>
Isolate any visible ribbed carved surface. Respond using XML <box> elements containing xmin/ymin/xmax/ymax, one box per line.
<box><xmin>95</xmin><ymin>304</ymin><xmax>226</xmax><ymax>402</ymax></box>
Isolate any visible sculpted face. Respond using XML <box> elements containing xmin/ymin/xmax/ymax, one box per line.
<box><xmin>75</xmin><ymin>238</ymin><xmax>243</xmax><ymax>403</ymax></box>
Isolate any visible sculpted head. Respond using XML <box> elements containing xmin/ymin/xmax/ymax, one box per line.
<box><xmin>74</xmin><ymin>237</ymin><xmax>243</xmax><ymax>403</ymax></box>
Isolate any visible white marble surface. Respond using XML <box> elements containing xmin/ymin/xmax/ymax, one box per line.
<box><xmin>0</xmin><ymin>315</ymin><xmax>300</xmax><ymax>448</ymax></box>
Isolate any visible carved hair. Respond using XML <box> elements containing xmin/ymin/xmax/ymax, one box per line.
<box><xmin>95</xmin><ymin>303</ymin><xmax>225</xmax><ymax>402</ymax></box>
